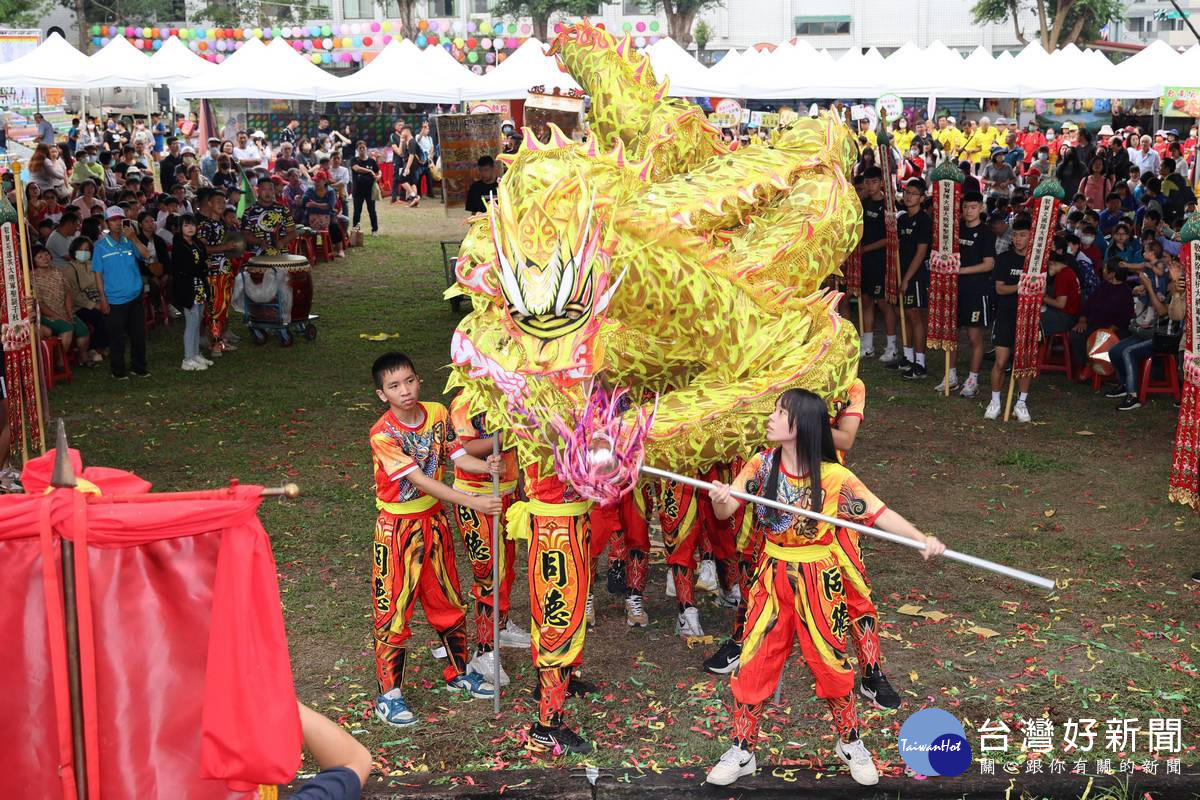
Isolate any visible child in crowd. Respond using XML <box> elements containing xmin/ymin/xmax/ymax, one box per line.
<box><xmin>368</xmin><ymin>352</ymin><xmax>502</xmax><ymax>727</ymax></box>
<box><xmin>704</xmin><ymin>389</ymin><xmax>943</xmax><ymax>787</ymax></box>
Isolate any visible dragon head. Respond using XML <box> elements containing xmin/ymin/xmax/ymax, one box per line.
<box><xmin>484</xmin><ymin>129</ymin><xmax>624</xmax><ymax>384</ymax></box>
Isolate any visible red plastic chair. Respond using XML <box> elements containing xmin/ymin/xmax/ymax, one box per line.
<box><xmin>40</xmin><ymin>337</ymin><xmax>72</xmax><ymax>389</ymax></box>
<box><xmin>1038</xmin><ymin>331</ymin><xmax>1075</xmax><ymax>380</ymax></box>
<box><xmin>1138</xmin><ymin>353</ymin><xmax>1181</xmax><ymax>404</ymax></box>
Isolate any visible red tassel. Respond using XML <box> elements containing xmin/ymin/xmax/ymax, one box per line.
<box><xmin>844</xmin><ymin>245</ymin><xmax>861</xmax><ymax>297</ymax></box>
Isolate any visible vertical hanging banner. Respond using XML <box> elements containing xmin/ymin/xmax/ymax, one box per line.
<box><xmin>927</xmin><ymin>161</ymin><xmax>965</xmax><ymax>351</ymax></box>
<box><xmin>1170</xmin><ymin>218</ymin><xmax>1200</xmax><ymax>508</ymax></box>
<box><xmin>1012</xmin><ymin>179</ymin><xmax>1065</xmax><ymax>379</ymax></box>
<box><xmin>0</xmin><ymin>201</ymin><xmax>40</xmax><ymax>459</ymax></box>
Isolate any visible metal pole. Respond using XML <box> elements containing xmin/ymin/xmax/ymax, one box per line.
<box><xmin>490</xmin><ymin>435</ymin><xmax>502</xmax><ymax>714</ymax></box>
<box><xmin>640</xmin><ymin>466</ymin><xmax>1055</xmax><ymax>591</ymax></box>
<box><xmin>50</xmin><ymin>420</ymin><xmax>87</xmax><ymax>800</ymax></box>
<box><xmin>1167</xmin><ymin>0</ymin><xmax>1200</xmax><ymax>45</ymax></box>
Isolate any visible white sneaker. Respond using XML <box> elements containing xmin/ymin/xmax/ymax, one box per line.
<box><xmin>716</xmin><ymin>584</ymin><xmax>742</xmax><ymax>608</ymax></box>
<box><xmin>430</xmin><ymin>645</ymin><xmax>447</xmax><ymax>659</ymax></box>
<box><xmin>466</xmin><ymin>649</ymin><xmax>510</xmax><ymax>687</ymax></box>
<box><xmin>665</xmin><ymin>569</ymin><xmax>676</xmax><ymax>597</ymax></box>
<box><xmin>879</xmin><ymin>347</ymin><xmax>896</xmax><ymax>363</ymax></box>
<box><xmin>625</xmin><ymin>594</ymin><xmax>649</xmax><ymax>627</ymax></box>
<box><xmin>1013</xmin><ymin>401</ymin><xmax>1031</xmax><ymax>423</ymax></box>
<box><xmin>984</xmin><ymin>399</ymin><xmax>1001</xmax><ymax>420</ymax></box>
<box><xmin>696</xmin><ymin>559</ymin><xmax>719</xmax><ymax>593</ymax></box>
<box><xmin>959</xmin><ymin>377</ymin><xmax>978</xmax><ymax>398</ymax></box>
<box><xmin>181</xmin><ymin>358</ymin><xmax>204</xmax><ymax>371</ymax></box>
<box><xmin>196</xmin><ymin>354</ymin><xmax>214</xmax><ymax>366</ymax></box>
<box><xmin>497</xmin><ymin>619</ymin><xmax>532</xmax><ymax>649</ymax></box>
<box><xmin>933</xmin><ymin>376</ymin><xmax>958</xmax><ymax>393</ymax></box>
<box><xmin>835</xmin><ymin>738</ymin><xmax>880</xmax><ymax>786</ymax></box>
<box><xmin>586</xmin><ymin>593</ymin><xmax>595</xmax><ymax>629</ymax></box>
<box><xmin>189</xmin><ymin>356</ymin><xmax>210</xmax><ymax>370</ymax></box>
<box><xmin>676</xmin><ymin>606</ymin><xmax>704</xmax><ymax>637</ymax></box>
<box><xmin>706</xmin><ymin>745</ymin><xmax>757</xmax><ymax>786</ymax></box>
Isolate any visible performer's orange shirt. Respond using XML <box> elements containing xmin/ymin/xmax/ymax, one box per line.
<box><xmin>732</xmin><ymin>450</ymin><xmax>886</xmax><ymax>549</ymax></box>
<box><xmin>523</xmin><ymin>462</ymin><xmax>584</xmax><ymax>504</ymax></box>
<box><xmin>830</xmin><ymin>378</ymin><xmax>866</xmax><ymax>464</ymax></box>
<box><xmin>370</xmin><ymin>401</ymin><xmax>463</xmax><ymax>504</ymax></box>
<box><xmin>448</xmin><ymin>394</ymin><xmax>517</xmax><ymax>494</ymax></box>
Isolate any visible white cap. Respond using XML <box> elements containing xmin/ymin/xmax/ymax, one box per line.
<box><xmin>104</xmin><ymin>205</ymin><xmax>125</xmax><ymax>220</ymax></box>
<box><xmin>252</xmin><ymin>130</ymin><xmax>266</xmax><ymax>139</ymax></box>
<box><xmin>947</xmin><ymin>115</ymin><xmax>956</xmax><ymax>124</ymax></box>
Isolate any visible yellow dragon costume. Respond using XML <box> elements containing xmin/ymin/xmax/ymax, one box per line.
<box><xmin>446</xmin><ymin>21</ymin><xmax>863</xmax><ymax>482</ymax></box>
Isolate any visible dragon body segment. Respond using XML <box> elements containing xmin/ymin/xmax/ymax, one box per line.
<box><xmin>446</xmin><ymin>21</ymin><xmax>863</xmax><ymax>479</ymax></box>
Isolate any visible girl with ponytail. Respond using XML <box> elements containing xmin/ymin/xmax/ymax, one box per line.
<box><xmin>704</xmin><ymin>388</ymin><xmax>944</xmax><ymax>788</ymax></box>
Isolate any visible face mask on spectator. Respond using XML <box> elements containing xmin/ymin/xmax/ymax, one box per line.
<box><xmin>1081</xmin><ymin>234</ymin><xmax>1095</xmax><ymax>246</ymax></box>
<box><xmin>1046</xmin><ymin>132</ymin><xmax>1055</xmax><ymax>140</ymax></box>
<box><xmin>899</xmin><ymin>120</ymin><xmax>907</xmax><ymax>129</ymax></box>
<box><xmin>76</xmin><ymin>250</ymin><xmax>91</xmax><ymax>262</ymax></box>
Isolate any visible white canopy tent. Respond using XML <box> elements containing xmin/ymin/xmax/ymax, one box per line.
<box><xmin>83</xmin><ymin>35</ymin><xmax>153</xmax><ymax>87</ymax></box>
<box><xmin>459</xmin><ymin>38</ymin><xmax>580</xmax><ymax>101</ymax></box>
<box><xmin>317</xmin><ymin>39</ymin><xmax>466</xmax><ymax>103</ymax></box>
<box><xmin>419</xmin><ymin>44</ymin><xmax>483</xmax><ymax>102</ymax></box>
<box><xmin>0</xmin><ymin>32</ymin><xmax>92</xmax><ymax>88</ymax></box>
<box><xmin>643</xmin><ymin>37</ymin><xmax>737</xmax><ymax>97</ymax></box>
<box><xmin>173</xmin><ymin>38</ymin><xmax>339</xmax><ymax>100</ymax></box>
<box><xmin>148</xmin><ymin>36</ymin><xmax>217</xmax><ymax>86</ymax></box>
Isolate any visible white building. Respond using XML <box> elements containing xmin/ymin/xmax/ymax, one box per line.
<box><xmin>1111</xmin><ymin>0</ymin><xmax>1200</xmax><ymax>48</ymax></box>
<box><xmin>37</xmin><ymin>0</ymin><xmax>1033</xmax><ymax>58</ymax></box>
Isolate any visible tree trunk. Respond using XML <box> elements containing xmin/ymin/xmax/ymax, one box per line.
<box><xmin>533</xmin><ymin>13</ymin><xmax>549</xmax><ymax>41</ymax></box>
<box><xmin>667</xmin><ymin>11</ymin><xmax>694</xmax><ymax>47</ymax></box>
<box><xmin>397</xmin><ymin>0</ymin><xmax>418</xmax><ymax>39</ymax></box>
<box><xmin>75</xmin><ymin>0</ymin><xmax>89</xmax><ymax>50</ymax></box>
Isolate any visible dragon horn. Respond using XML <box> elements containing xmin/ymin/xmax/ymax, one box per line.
<box><xmin>521</xmin><ymin>126</ymin><xmax>542</xmax><ymax>151</ymax></box>
<box><xmin>547</xmin><ymin>123</ymin><xmax>572</xmax><ymax>148</ymax></box>
<box><xmin>616</xmin><ymin>33</ymin><xmax>631</xmax><ymax>58</ymax></box>
<box><xmin>654</xmin><ymin>76</ymin><xmax>670</xmax><ymax>101</ymax></box>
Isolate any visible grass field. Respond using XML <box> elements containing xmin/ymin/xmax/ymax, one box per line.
<box><xmin>45</xmin><ymin>202</ymin><xmax>1198</xmax><ymax>790</ymax></box>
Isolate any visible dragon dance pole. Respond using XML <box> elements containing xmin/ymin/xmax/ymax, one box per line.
<box><xmin>490</xmin><ymin>435</ymin><xmax>502</xmax><ymax>715</ymax></box>
<box><xmin>10</xmin><ymin>163</ymin><xmax>46</xmax><ymax>452</ymax></box>
<box><xmin>640</xmin><ymin>466</ymin><xmax>1055</xmax><ymax>592</ymax></box>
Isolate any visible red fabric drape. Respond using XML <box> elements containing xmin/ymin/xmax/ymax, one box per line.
<box><xmin>0</xmin><ymin>450</ymin><xmax>301</xmax><ymax>800</ymax></box>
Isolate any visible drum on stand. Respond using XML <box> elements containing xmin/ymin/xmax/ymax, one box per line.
<box><xmin>244</xmin><ymin>253</ymin><xmax>316</xmax><ymax>344</ymax></box>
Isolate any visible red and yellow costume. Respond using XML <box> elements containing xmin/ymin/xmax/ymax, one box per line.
<box><xmin>655</xmin><ymin>478</ymin><xmax>703</xmax><ymax>609</ymax></box>
<box><xmin>507</xmin><ymin>464</ymin><xmax>592</xmax><ymax>732</ymax></box>
<box><xmin>449</xmin><ymin>397</ymin><xmax>519</xmax><ymax>650</ymax></box>
<box><xmin>369</xmin><ymin>402</ymin><xmax>470</xmax><ymax>694</ymax></box>
<box><xmin>828</xmin><ymin>378</ymin><xmax>885</xmax><ymax>675</ymax></box>
<box><xmin>588</xmin><ymin>483</ymin><xmax>651</xmax><ymax>595</ymax></box>
<box><xmin>196</xmin><ymin>214</ymin><xmax>233</xmax><ymax>343</ymax></box>
<box><xmin>728</xmin><ymin>450</ymin><xmax>885</xmax><ymax>750</ymax></box>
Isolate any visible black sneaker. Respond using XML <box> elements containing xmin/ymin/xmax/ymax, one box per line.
<box><xmin>883</xmin><ymin>355</ymin><xmax>909</xmax><ymax>370</ymax></box>
<box><xmin>606</xmin><ymin>559</ymin><xmax>627</xmax><ymax>595</ymax></box>
<box><xmin>860</xmin><ymin>666</ymin><xmax>901</xmax><ymax>710</ymax></box>
<box><xmin>703</xmin><ymin>639</ymin><xmax>742</xmax><ymax>675</ymax></box>
<box><xmin>1192</xmin><ymin>571</ymin><xmax>1200</xmax><ymax>584</ymax></box>
<box><xmin>1104</xmin><ymin>385</ymin><xmax>1128</xmax><ymax>398</ymax></box>
<box><xmin>532</xmin><ymin>675</ymin><xmax>598</xmax><ymax>700</ymax></box>
<box><xmin>528</xmin><ymin>723</ymin><xmax>593</xmax><ymax>755</ymax></box>
<box><xmin>112</xmin><ymin>373</ymin><xmax>130</xmax><ymax>381</ymax></box>
<box><xmin>131</xmin><ymin>369</ymin><xmax>151</xmax><ymax>378</ymax></box>
<box><xmin>902</xmin><ymin>363</ymin><xmax>928</xmax><ymax>380</ymax></box>
<box><xmin>1117</xmin><ymin>395</ymin><xmax>1142</xmax><ymax>411</ymax></box>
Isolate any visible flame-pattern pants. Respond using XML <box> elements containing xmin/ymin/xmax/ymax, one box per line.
<box><xmin>454</xmin><ymin>495</ymin><xmax>517</xmax><ymax>651</ymax></box>
<box><xmin>656</xmin><ymin>479</ymin><xmax>701</xmax><ymax>609</ymax></box>
<box><xmin>528</xmin><ymin>511</ymin><xmax>592</xmax><ymax>727</ymax></box>
<box><xmin>204</xmin><ymin>270</ymin><xmax>234</xmax><ymax>342</ymax></box>
<box><xmin>372</xmin><ymin>507</ymin><xmax>469</xmax><ymax>694</ymax></box>
<box><xmin>589</xmin><ymin>485</ymin><xmax>651</xmax><ymax>595</ymax></box>
<box><xmin>729</xmin><ymin>549</ymin><xmax>869</xmax><ymax>750</ymax></box>
<box><xmin>833</xmin><ymin>526</ymin><xmax>884</xmax><ymax>674</ymax></box>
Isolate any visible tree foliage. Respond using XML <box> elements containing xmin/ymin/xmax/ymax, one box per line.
<box><xmin>0</xmin><ymin>0</ymin><xmax>54</xmax><ymax>28</ymax></box>
<box><xmin>693</xmin><ymin>18</ymin><xmax>712</xmax><ymax>51</ymax></box>
<box><xmin>642</xmin><ymin>0</ymin><xmax>721</xmax><ymax>48</ymax></box>
<box><xmin>970</xmin><ymin>0</ymin><xmax>1126</xmax><ymax>49</ymax></box>
<box><xmin>492</xmin><ymin>0</ymin><xmax>596</xmax><ymax>41</ymax></box>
